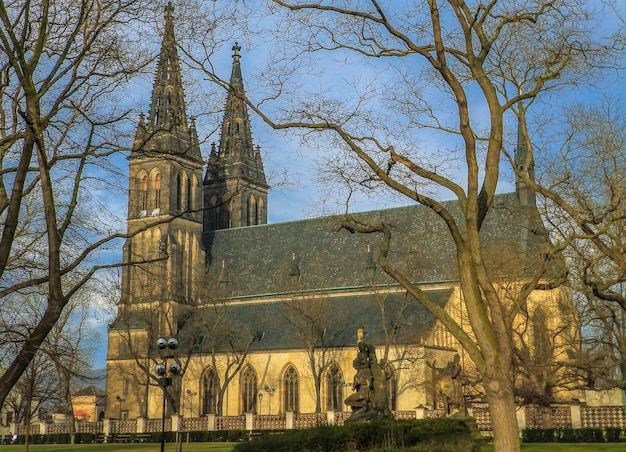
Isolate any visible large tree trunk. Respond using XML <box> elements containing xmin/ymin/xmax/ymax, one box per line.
<box><xmin>485</xmin><ymin>376</ymin><xmax>520</xmax><ymax>452</ymax></box>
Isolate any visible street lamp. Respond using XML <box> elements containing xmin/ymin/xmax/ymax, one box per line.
<box><xmin>186</xmin><ymin>389</ymin><xmax>197</xmax><ymax>417</ymax></box>
<box><xmin>263</xmin><ymin>386</ymin><xmax>276</xmax><ymax>414</ymax></box>
<box><xmin>115</xmin><ymin>395</ymin><xmax>126</xmax><ymax>420</ymax></box>
<box><xmin>155</xmin><ymin>337</ymin><xmax>181</xmax><ymax>452</ymax></box>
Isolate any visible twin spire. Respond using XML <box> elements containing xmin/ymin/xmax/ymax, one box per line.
<box><xmin>205</xmin><ymin>42</ymin><xmax>268</xmax><ymax>187</ymax></box>
<box><xmin>132</xmin><ymin>2</ymin><xmax>201</xmax><ymax>163</ymax></box>
<box><xmin>134</xmin><ymin>3</ymin><xmax>266</xmax><ymax>190</ymax></box>
<box><xmin>148</xmin><ymin>2</ymin><xmax>187</xmax><ymax>131</ymax></box>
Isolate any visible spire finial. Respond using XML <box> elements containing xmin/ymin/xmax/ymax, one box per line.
<box><xmin>232</xmin><ymin>42</ymin><xmax>241</xmax><ymax>59</ymax></box>
<box><xmin>165</xmin><ymin>1</ymin><xmax>174</xmax><ymax>20</ymax></box>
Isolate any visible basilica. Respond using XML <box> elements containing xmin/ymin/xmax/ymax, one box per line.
<box><xmin>104</xmin><ymin>4</ymin><xmax>572</xmax><ymax>421</ymax></box>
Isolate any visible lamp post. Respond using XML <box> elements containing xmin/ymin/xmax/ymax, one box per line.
<box><xmin>263</xmin><ymin>386</ymin><xmax>275</xmax><ymax>414</ymax></box>
<box><xmin>155</xmin><ymin>337</ymin><xmax>181</xmax><ymax>452</ymax></box>
<box><xmin>185</xmin><ymin>389</ymin><xmax>197</xmax><ymax>417</ymax></box>
<box><xmin>115</xmin><ymin>395</ymin><xmax>125</xmax><ymax>420</ymax></box>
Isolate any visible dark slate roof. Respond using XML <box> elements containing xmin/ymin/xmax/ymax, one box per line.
<box><xmin>186</xmin><ymin>288</ymin><xmax>452</xmax><ymax>353</ymax></box>
<box><xmin>73</xmin><ymin>385</ymin><xmax>105</xmax><ymax>397</ymax></box>
<box><xmin>202</xmin><ymin>192</ymin><xmax>558</xmax><ymax>299</ymax></box>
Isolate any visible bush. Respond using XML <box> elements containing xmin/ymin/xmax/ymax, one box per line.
<box><xmin>521</xmin><ymin>428</ymin><xmax>555</xmax><ymax>443</ymax></box>
<box><xmin>232</xmin><ymin>418</ymin><xmax>481</xmax><ymax>452</ymax></box>
<box><xmin>605</xmin><ymin>428</ymin><xmax>625</xmax><ymax>442</ymax></box>
<box><xmin>555</xmin><ymin>428</ymin><xmax>603</xmax><ymax>443</ymax></box>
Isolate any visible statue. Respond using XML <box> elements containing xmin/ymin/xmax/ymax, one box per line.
<box><xmin>344</xmin><ymin>341</ymin><xmax>393</xmax><ymax>422</ymax></box>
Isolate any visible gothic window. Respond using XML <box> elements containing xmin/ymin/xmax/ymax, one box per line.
<box><xmin>219</xmin><ymin>199</ymin><xmax>231</xmax><ymax>229</ymax></box>
<box><xmin>154</xmin><ymin>173</ymin><xmax>161</xmax><ymax>209</ymax></box>
<box><xmin>241</xmin><ymin>366</ymin><xmax>257</xmax><ymax>414</ymax></box>
<box><xmin>325</xmin><ymin>364</ymin><xmax>343</xmax><ymax>411</ymax></box>
<box><xmin>258</xmin><ymin>198</ymin><xmax>264</xmax><ymax>224</ymax></box>
<box><xmin>176</xmin><ymin>174</ymin><xmax>182</xmax><ymax>211</ymax></box>
<box><xmin>247</xmin><ymin>195</ymin><xmax>257</xmax><ymax>226</ymax></box>
<box><xmin>283</xmin><ymin>365</ymin><xmax>299</xmax><ymax>413</ymax></box>
<box><xmin>533</xmin><ymin>307</ymin><xmax>552</xmax><ymax>366</ymax></box>
<box><xmin>202</xmin><ymin>368</ymin><xmax>219</xmax><ymax>415</ymax></box>
<box><xmin>186</xmin><ymin>177</ymin><xmax>191</xmax><ymax>211</ymax></box>
<box><xmin>207</xmin><ymin>195</ymin><xmax>219</xmax><ymax>231</ymax></box>
<box><xmin>140</xmin><ymin>175</ymin><xmax>148</xmax><ymax>211</ymax></box>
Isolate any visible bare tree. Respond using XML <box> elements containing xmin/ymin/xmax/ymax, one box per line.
<box><xmin>0</xmin><ymin>0</ymin><xmax>158</xmax><ymax>408</ymax></box>
<box><xmin>182</xmin><ymin>1</ymin><xmax>622</xmax><ymax>450</ymax></box>
<box><xmin>278</xmin><ymin>289</ymin><xmax>346</xmax><ymax>413</ymax></box>
<box><xmin>534</xmin><ymin>98</ymin><xmax>626</xmax><ymax>391</ymax></box>
<box><xmin>183</xmin><ymin>299</ymin><xmax>261</xmax><ymax>416</ymax></box>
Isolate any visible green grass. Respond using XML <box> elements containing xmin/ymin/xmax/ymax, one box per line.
<box><xmin>8</xmin><ymin>443</ymin><xmax>235</xmax><ymax>452</ymax></box>
<box><xmin>481</xmin><ymin>444</ymin><xmax>626</xmax><ymax>451</ymax></box>
<box><xmin>10</xmin><ymin>442</ymin><xmax>626</xmax><ymax>452</ymax></box>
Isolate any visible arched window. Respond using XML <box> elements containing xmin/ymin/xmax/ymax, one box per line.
<box><xmin>241</xmin><ymin>366</ymin><xmax>257</xmax><ymax>413</ymax></box>
<box><xmin>186</xmin><ymin>177</ymin><xmax>191</xmax><ymax>211</ymax></box>
<box><xmin>202</xmin><ymin>368</ymin><xmax>219</xmax><ymax>415</ymax></box>
<box><xmin>283</xmin><ymin>365</ymin><xmax>299</xmax><ymax>413</ymax></box>
<box><xmin>325</xmin><ymin>364</ymin><xmax>343</xmax><ymax>411</ymax></box>
<box><xmin>140</xmin><ymin>175</ymin><xmax>148</xmax><ymax>211</ymax></box>
<box><xmin>533</xmin><ymin>307</ymin><xmax>552</xmax><ymax>366</ymax></box>
<box><xmin>257</xmin><ymin>198</ymin><xmax>264</xmax><ymax>224</ymax></box>
<box><xmin>154</xmin><ymin>173</ymin><xmax>161</xmax><ymax>209</ymax></box>
<box><xmin>247</xmin><ymin>195</ymin><xmax>257</xmax><ymax>226</ymax></box>
<box><xmin>176</xmin><ymin>174</ymin><xmax>182</xmax><ymax>211</ymax></box>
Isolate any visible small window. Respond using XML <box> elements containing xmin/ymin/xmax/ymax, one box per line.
<box><xmin>140</xmin><ymin>175</ymin><xmax>148</xmax><ymax>211</ymax></box>
<box><xmin>154</xmin><ymin>173</ymin><xmax>161</xmax><ymax>209</ymax></box>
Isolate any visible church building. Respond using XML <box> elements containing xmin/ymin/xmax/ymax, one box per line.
<box><xmin>104</xmin><ymin>4</ymin><xmax>574</xmax><ymax>421</ymax></box>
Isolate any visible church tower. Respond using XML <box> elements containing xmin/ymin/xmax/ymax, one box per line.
<box><xmin>121</xmin><ymin>2</ymin><xmax>204</xmax><ymax>310</ymax></box>
<box><xmin>203</xmin><ymin>43</ymin><xmax>269</xmax><ymax>231</ymax></box>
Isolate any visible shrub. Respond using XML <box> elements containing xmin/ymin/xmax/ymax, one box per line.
<box><xmin>555</xmin><ymin>428</ymin><xmax>603</xmax><ymax>443</ymax></box>
<box><xmin>605</xmin><ymin>428</ymin><xmax>625</xmax><ymax>442</ymax></box>
<box><xmin>521</xmin><ymin>428</ymin><xmax>555</xmax><ymax>443</ymax></box>
<box><xmin>232</xmin><ymin>418</ymin><xmax>480</xmax><ymax>452</ymax></box>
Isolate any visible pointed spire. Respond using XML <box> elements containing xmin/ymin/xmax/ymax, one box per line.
<box><xmin>148</xmin><ymin>2</ymin><xmax>187</xmax><ymax>130</ymax></box>
<box><xmin>133</xmin><ymin>113</ymin><xmax>147</xmax><ymax>150</ymax></box>
<box><xmin>202</xmin><ymin>44</ymin><xmax>269</xmax><ymax>231</ymax></box>
<box><xmin>230</xmin><ymin>42</ymin><xmax>244</xmax><ymax>92</ymax></box>
<box><xmin>132</xmin><ymin>2</ymin><xmax>202</xmax><ymax>163</ymax></box>
<box><xmin>205</xmin><ymin>43</ymin><xmax>268</xmax><ymax>185</ymax></box>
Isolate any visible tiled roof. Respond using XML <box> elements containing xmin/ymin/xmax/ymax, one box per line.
<box><xmin>182</xmin><ymin>288</ymin><xmax>453</xmax><ymax>353</ymax></box>
<box><xmin>202</xmin><ymin>192</ymin><xmax>558</xmax><ymax>298</ymax></box>
<box><xmin>73</xmin><ymin>385</ymin><xmax>105</xmax><ymax>397</ymax></box>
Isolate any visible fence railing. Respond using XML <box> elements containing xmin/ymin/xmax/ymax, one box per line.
<box><xmin>10</xmin><ymin>405</ymin><xmax>626</xmax><ymax>437</ymax></box>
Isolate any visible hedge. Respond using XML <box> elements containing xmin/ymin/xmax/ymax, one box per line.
<box><xmin>232</xmin><ymin>418</ymin><xmax>483</xmax><ymax>452</ymax></box>
<box><xmin>522</xmin><ymin>428</ymin><xmax>625</xmax><ymax>443</ymax></box>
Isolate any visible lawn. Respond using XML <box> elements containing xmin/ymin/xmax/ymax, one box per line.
<box><xmin>5</xmin><ymin>444</ymin><xmax>235</xmax><ymax>452</ymax></box>
<box><xmin>481</xmin><ymin>444</ymin><xmax>626</xmax><ymax>452</ymax></box>
<box><xmin>7</xmin><ymin>442</ymin><xmax>625</xmax><ymax>451</ymax></box>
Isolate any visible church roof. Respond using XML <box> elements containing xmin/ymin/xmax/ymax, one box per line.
<box><xmin>186</xmin><ymin>288</ymin><xmax>453</xmax><ymax>354</ymax></box>
<box><xmin>203</xmin><ymin>192</ymin><xmax>559</xmax><ymax>299</ymax></box>
<box><xmin>73</xmin><ymin>385</ymin><xmax>105</xmax><ymax>397</ymax></box>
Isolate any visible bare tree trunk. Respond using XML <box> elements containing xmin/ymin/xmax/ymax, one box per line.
<box><xmin>486</xmin><ymin>380</ymin><xmax>520</xmax><ymax>452</ymax></box>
